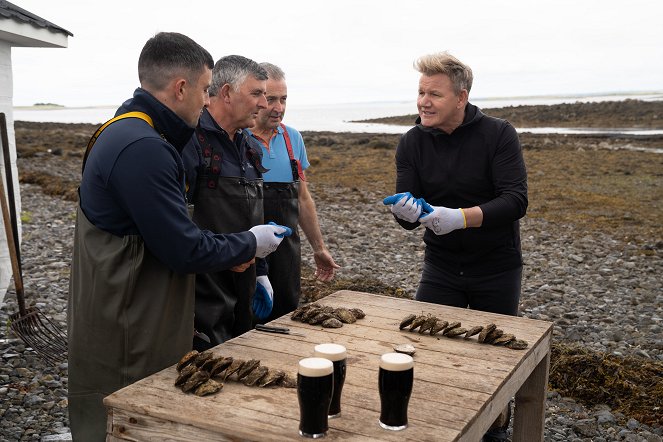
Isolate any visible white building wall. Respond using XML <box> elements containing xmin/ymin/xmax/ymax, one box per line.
<box><xmin>0</xmin><ymin>40</ymin><xmax>22</xmax><ymax>303</ymax></box>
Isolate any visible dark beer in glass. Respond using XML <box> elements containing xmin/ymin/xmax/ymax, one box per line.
<box><xmin>314</xmin><ymin>343</ymin><xmax>347</xmax><ymax>418</ymax></box>
<box><xmin>297</xmin><ymin>357</ymin><xmax>334</xmax><ymax>438</ymax></box>
<box><xmin>378</xmin><ymin>352</ymin><xmax>414</xmax><ymax>431</ymax></box>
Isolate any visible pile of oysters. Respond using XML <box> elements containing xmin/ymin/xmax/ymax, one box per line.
<box><xmin>174</xmin><ymin>350</ymin><xmax>297</xmax><ymax>396</ymax></box>
<box><xmin>290</xmin><ymin>303</ymin><xmax>366</xmax><ymax>328</ymax></box>
<box><xmin>399</xmin><ymin>313</ymin><xmax>528</xmax><ymax>350</ymax></box>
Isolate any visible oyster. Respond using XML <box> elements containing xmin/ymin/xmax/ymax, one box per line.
<box><xmin>408</xmin><ymin>315</ymin><xmax>427</xmax><ymax>332</ymax></box>
<box><xmin>174</xmin><ymin>364</ymin><xmax>198</xmax><ymax>386</ymax></box>
<box><xmin>243</xmin><ymin>365</ymin><xmax>269</xmax><ymax>386</ymax></box>
<box><xmin>200</xmin><ymin>356</ymin><xmax>224</xmax><ymax>373</ymax></box>
<box><xmin>221</xmin><ymin>358</ymin><xmax>245</xmax><ymax>381</ymax></box>
<box><xmin>182</xmin><ymin>370</ymin><xmax>210</xmax><ymax>393</ymax></box>
<box><xmin>492</xmin><ymin>334</ymin><xmax>516</xmax><ymax>346</ymax></box>
<box><xmin>237</xmin><ymin>359</ymin><xmax>261</xmax><ymax>380</ymax></box>
<box><xmin>309</xmin><ymin>312</ymin><xmax>332</xmax><ymax>325</ymax></box>
<box><xmin>483</xmin><ymin>328</ymin><xmax>504</xmax><ymax>344</ymax></box>
<box><xmin>349</xmin><ymin>308</ymin><xmax>366</xmax><ymax>319</ymax></box>
<box><xmin>430</xmin><ymin>320</ymin><xmax>449</xmax><ymax>336</ymax></box>
<box><xmin>445</xmin><ymin>327</ymin><xmax>467</xmax><ymax>338</ymax></box>
<box><xmin>442</xmin><ymin>321</ymin><xmax>461</xmax><ymax>335</ymax></box>
<box><xmin>464</xmin><ymin>325</ymin><xmax>483</xmax><ymax>338</ymax></box>
<box><xmin>394</xmin><ymin>343</ymin><xmax>416</xmax><ymax>356</ymax></box>
<box><xmin>302</xmin><ymin>307</ymin><xmax>323</xmax><ymax>323</ymax></box>
<box><xmin>291</xmin><ymin>307</ymin><xmax>306</xmax><ymax>321</ymax></box>
<box><xmin>279</xmin><ymin>373</ymin><xmax>298</xmax><ymax>388</ymax></box>
<box><xmin>334</xmin><ymin>308</ymin><xmax>357</xmax><ymax>324</ymax></box>
<box><xmin>322</xmin><ymin>318</ymin><xmax>343</xmax><ymax>328</ymax></box>
<box><xmin>506</xmin><ymin>339</ymin><xmax>528</xmax><ymax>350</ymax></box>
<box><xmin>399</xmin><ymin>314</ymin><xmax>416</xmax><ymax>329</ymax></box>
<box><xmin>478</xmin><ymin>323</ymin><xmax>497</xmax><ymax>343</ymax></box>
<box><xmin>258</xmin><ymin>369</ymin><xmax>286</xmax><ymax>387</ymax></box>
<box><xmin>176</xmin><ymin>350</ymin><xmax>199</xmax><ymax>371</ymax></box>
<box><xmin>418</xmin><ymin>316</ymin><xmax>438</xmax><ymax>334</ymax></box>
<box><xmin>194</xmin><ymin>350</ymin><xmax>214</xmax><ymax>367</ymax></box>
<box><xmin>210</xmin><ymin>357</ymin><xmax>234</xmax><ymax>377</ymax></box>
<box><xmin>194</xmin><ymin>379</ymin><xmax>223</xmax><ymax>396</ymax></box>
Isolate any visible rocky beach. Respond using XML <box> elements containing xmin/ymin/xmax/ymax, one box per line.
<box><xmin>1</xmin><ymin>99</ymin><xmax>662</xmax><ymax>441</ymax></box>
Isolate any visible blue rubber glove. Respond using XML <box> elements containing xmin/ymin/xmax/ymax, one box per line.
<box><xmin>249</xmin><ymin>222</ymin><xmax>293</xmax><ymax>258</ymax></box>
<box><xmin>252</xmin><ymin>275</ymin><xmax>274</xmax><ymax>320</ymax></box>
<box><xmin>382</xmin><ymin>192</ymin><xmax>423</xmax><ymax>223</ymax></box>
<box><xmin>417</xmin><ymin>198</ymin><xmax>466</xmax><ymax>235</ymax></box>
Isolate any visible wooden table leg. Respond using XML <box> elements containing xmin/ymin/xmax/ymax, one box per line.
<box><xmin>512</xmin><ymin>346</ymin><xmax>550</xmax><ymax>442</ymax></box>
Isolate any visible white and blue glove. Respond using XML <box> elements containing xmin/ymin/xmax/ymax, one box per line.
<box><xmin>418</xmin><ymin>199</ymin><xmax>466</xmax><ymax>235</ymax></box>
<box><xmin>382</xmin><ymin>192</ymin><xmax>424</xmax><ymax>223</ymax></box>
<box><xmin>252</xmin><ymin>275</ymin><xmax>274</xmax><ymax>320</ymax></box>
<box><xmin>249</xmin><ymin>222</ymin><xmax>293</xmax><ymax>258</ymax></box>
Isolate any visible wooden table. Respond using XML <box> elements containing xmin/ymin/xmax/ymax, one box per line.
<box><xmin>104</xmin><ymin>290</ymin><xmax>553</xmax><ymax>441</ymax></box>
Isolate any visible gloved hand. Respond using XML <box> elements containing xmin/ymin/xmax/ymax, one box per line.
<box><xmin>252</xmin><ymin>275</ymin><xmax>274</xmax><ymax>320</ymax></box>
<box><xmin>418</xmin><ymin>200</ymin><xmax>466</xmax><ymax>236</ymax></box>
<box><xmin>249</xmin><ymin>222</ymin><xmax>293</xmax><ymax>258</ymax></box>
<box><xmin>382</xmin><ymin>192</ymin><xmax>423</xmax><ymax>223</ymax></box>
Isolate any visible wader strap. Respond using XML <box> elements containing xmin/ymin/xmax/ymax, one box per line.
<box><xmin>82</xmin><ymin>111</ymin><xmax>154</xmax><ymax>173</ymax></box>
<box><xmin>280</xmin><ymin>123</ymin><xmax>305</xmax><ymax>182</ymax></box>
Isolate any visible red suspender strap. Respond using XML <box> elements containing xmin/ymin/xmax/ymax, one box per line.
<box><xmin>280</xmin><ymin>123</ymin><xmax>305</xmax><ymax>181</ymax></box>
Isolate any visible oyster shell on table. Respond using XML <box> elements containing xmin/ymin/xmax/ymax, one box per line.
<box><xmin>221</xmin><ymin>358</ymin><xmax>245</xmax><ymax>381</ymax></box>
<box><xmin>445</xmin><ymin>327</ymin><xmax>467</xmax><ymax>338</ymax></box>
<box><xmin>399</xmin><ymin>314</ymin><xmax>417</xmax><ymax>330</ymax></box>
<box><xmin>309</xmin><ymin>312</ymin><xmax>332</xmax><ymax>325</ymax></box>
<box><xmin>279</xmin><ymin>373</ymin><xmax>297</xmax><ymax>388</ymax></box>
<box><xmin>478</xmin><ymin>323</ymin><xmax>497</xmax><ymax>343</ymax></box>
<box><xmin>349</xmin><ymin>308</ymin><xmax>366</xmax><ymax>319</ymax></box>
<box><xmin>176</xmin><ymin>350</ymin><xmax>199</xmax><ymax>371</ymax></box>
<box><xmin>408</xmin><ymin>315</ymin><xmax>427</xmax><ymax>332</ymax></box>
<box><xmin>322</xmin><ymin>318</ymin><xmax>343</xmax><ymax>328</ymax></box>
<box><xmin>174</xmin><ymin>364</ymin><xmax>198</xmax><ymax>386</ymax></box>
<box><xmin>418</xmin><ymin>316</ymin><xmax>438</xmax><ymax>334</ymax></box>
<box><xmin>194</xmin><ymin>379</ymin><xmax>223</xmax><ymax>396</ymax></box>
<box><xmin>506</xmin><ymin>339</ymin><xmax>528</xmax><ymax>350</ymax></box>
<box><xmin>243</xmin><ymin>366</ymin><xmax>269</xmax><ymax>386</ymax></box>
<box><xmin>394</xmin><ymin>343</ymin><xmax>416</xmax><ymax>356</ymax></box>
<box><xmin>236</xmin><ymin>359</ymin><xmax>261</xmax><ymax>380</ymax></box>
<box><xmin>210</xmin><ymin>357</ymin><xmax>234</xmax><ymax>377</ymax></box>
<box><xmin>334</xmin><ymin>308</ymin><xmax>357</xmax><ymax>324</ymax></box>
<box><xmin>464</xmin><ymin>325</ymin><xmax>483</xmax><ymax>339</ymax></box>
<box><xmin>258</xmin><ymin>369</ymin><xmax>286</xmax><ymax>387</ymax></box>
<box><xmin>430</xmin><ymin>320</ymin><xmax>449</xmax><ymax>336</ymax></box>
<box><xmin>492</xmin><ymin>334</ymin><xmax>516</xmax><ymax>346</ymax></box>
<box><xmin>442</xmin><ymin>321</ymin><xmax>461</xmax><ymax>335</ymax></box>
<box><xmin>302</xmin><ymin>307</ymin><xmax>323</xmax><ymax>323</ymax></box>
<box><xmin>483</xmin><ymin>328</ymin><xmax>504</xmax><ymax>344</ymax></box>
<box><xmin>194</xmin><ymin>350</ymin><xmax>215</xmax><ymax>367</ymax></box>
<box><xmin>182</xmin><ymin>370</ymin><xmax>210</xmax><ymax>393</ymax></box>
<box><xmin>200</xmin><ymin>356</ymin><xmax>224</xmax><ymax>373</ymax></box>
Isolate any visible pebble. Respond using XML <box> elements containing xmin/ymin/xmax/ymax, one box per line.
<box><xmin>0</xmin><ymin>181</ymin><xmax>661</xmax><ymax>441</ymax></box>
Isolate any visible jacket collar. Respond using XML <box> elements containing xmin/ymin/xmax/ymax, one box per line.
<box><xmin>415</xmin><ymin>102</ymin><xmax>483</xmax><ymax>135</ymax></box>
<box><xmin>116</xmin><ymin>88</ymin><xmax>195</xmax><ymax>152</ymax></box>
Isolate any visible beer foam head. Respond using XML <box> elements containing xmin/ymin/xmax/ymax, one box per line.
<box><xmin>380</xmin><ymin>352</ymin><xmax>414</xmax><ymax>371</ymax></box>
<box><xmin>299</xmin><ymin>357</ymin><xmax>334</xmax><ymax>377</ymax></box>
<box><xmin>314</xmin><ymin>343</ymin><xmax>347</xmax><ymax>362</ymax></box>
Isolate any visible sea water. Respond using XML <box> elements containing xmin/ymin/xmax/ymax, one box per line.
<box><xmin>12</xmin><ymin>92</ymin><xmax>663</xmax><ymax>135</ymax></box>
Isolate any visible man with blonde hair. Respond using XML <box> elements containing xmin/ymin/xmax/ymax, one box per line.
<box><xmin>383</xmin><ymin>51</ymin><xmax>528</xmax><ymax>442</ymax></box>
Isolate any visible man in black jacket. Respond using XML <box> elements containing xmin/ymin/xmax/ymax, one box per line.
<box><xmin>383</xmin><ymin>52</ymin><xmax>527</xmax><ymax>442</ymax></box>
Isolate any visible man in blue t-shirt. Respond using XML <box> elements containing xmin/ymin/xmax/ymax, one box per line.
<box><xmin>247</xmin><ymin>62</ymin><xmax>339</xmax><ymax>321</ymax></box>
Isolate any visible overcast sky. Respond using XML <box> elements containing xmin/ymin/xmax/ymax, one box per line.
<box><xmin>9</xmin><ymin>0</ymin><xmax>663</xmax><ymax>107</ymax></box>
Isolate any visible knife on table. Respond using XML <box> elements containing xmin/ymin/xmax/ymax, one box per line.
<box><xmin>255</xmin><ymin>324</ymin><xmax>306</xmax><ymax>337</ymax></box>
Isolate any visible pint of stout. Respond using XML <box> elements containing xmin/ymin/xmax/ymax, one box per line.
<box><xmin>297</xmin><ymin>357</ymin><xmax>334</xmax><ymax>438</ymax></box>
<box><xmin>314</xmin><ymin>343</ymin><xmax>347</xmax><ymax>418</ymax></box>
<box><xmin>378</xmin><ymin>352</ymin><xmax>414</xmax><ymax>431</ymax></box>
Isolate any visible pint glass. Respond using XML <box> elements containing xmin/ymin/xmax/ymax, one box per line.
<box><xmin>378</xmin><ymin>352</ymin><xmax>414</xmax><ymax>431</ymax></box>
<box><xmin>297</xmin><ymin>357</ymin><xmax>334</xmax><ymax>438</ymax></box>
<box><xmin>314</xmin><ymin>343</ymin><xmax>347</xmax><ymax>418</ymax></box>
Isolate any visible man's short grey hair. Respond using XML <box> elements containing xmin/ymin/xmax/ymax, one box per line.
<box><xmin>209</xmin><ymin>55</ymin><xmax>268</xmax><ymax>96</ymax></box>
<box><xmin>259</xmin><ymin>62</ymin><xmax>286</xmax><ymax>81</ymax></box>
<box><xmin>414</xmin><ymin>52</ymin><xmax>473</xmax><ymax>95</ymax></box>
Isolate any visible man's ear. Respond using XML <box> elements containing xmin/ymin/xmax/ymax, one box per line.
<box><xmin>174</xmin><ymin>78</ymin><xmax>187</xmax><ymax>101</ymax></box>
<box><xmin>220</xmin><ymin>83</ymin><xmax>232</xmax><ymax>103</ymax></box>
<box><xmin>457</xmin><ymin>89</ymin><xmax>469</xmax><ymax>109</ymax></box>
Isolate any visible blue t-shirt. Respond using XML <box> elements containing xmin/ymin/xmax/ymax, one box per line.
<box><xmin>247</xmin><ymin>124</ymin><xmax>309</xmax><ymax>183</ymax></box>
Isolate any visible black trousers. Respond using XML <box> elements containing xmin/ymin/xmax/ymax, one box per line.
<box><xmin>415</xmin><ymin>259</ymin><xmax>522</xmax><ymax>316</ymax></box>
